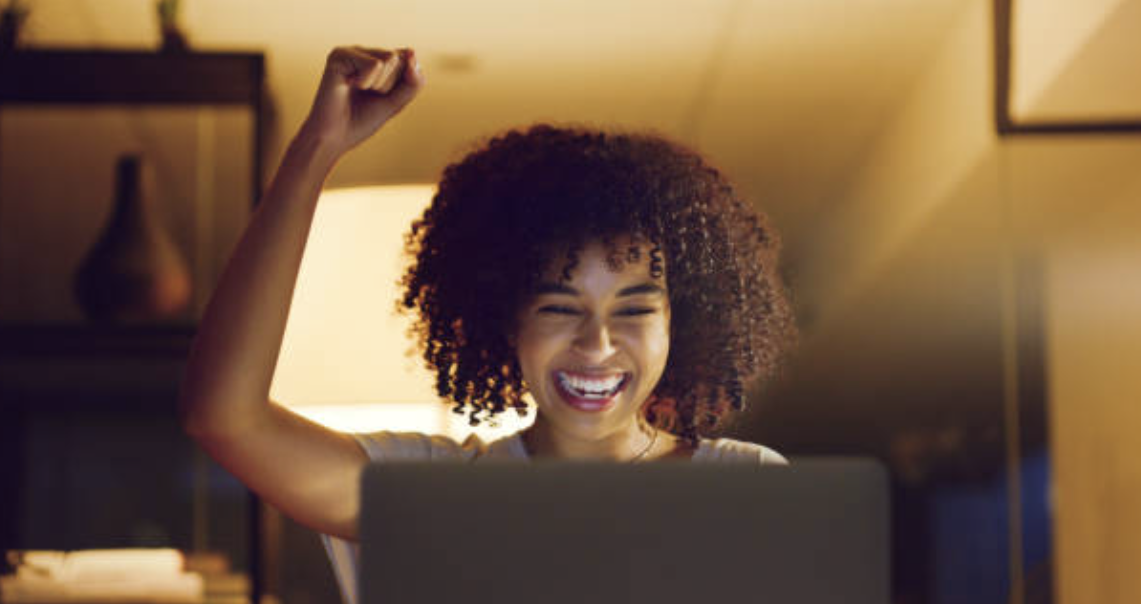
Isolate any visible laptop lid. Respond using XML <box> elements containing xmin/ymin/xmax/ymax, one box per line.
<box><xmin>360</xmin><ymin>459</ymin><xmax>889</xmax><ymax>604</ymax></box>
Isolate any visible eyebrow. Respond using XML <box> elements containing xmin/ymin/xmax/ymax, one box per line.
<box><xmin>533</xmin><ymin>282</ymin><xmax>666</xmax><ymax>297</ymax></box>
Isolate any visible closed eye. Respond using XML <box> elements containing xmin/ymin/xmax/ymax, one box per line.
<box><xmin>537</xmin><ymin>305</ymin><xmax>579</xmax><ymax>315</ymax></box>
<box><xmin>537</xmin><ymin>306</ymin><xmax>656</xmax><ymax>317</ymax></box>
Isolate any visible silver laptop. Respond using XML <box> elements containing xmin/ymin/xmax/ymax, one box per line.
<box><xmin>360</xmin><ymin>459</ymin><xmax>889</xmax><ymax>604</ymax></box>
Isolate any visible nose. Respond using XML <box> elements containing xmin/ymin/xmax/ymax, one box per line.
<box><xmin>572</xmin><ymin>316</ymin><xmax>617</xmax><ymax>362</ymax></box>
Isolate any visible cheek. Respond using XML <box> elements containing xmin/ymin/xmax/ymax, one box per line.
<box><xmin>514</xmin><ymin>322</ymin><xmax>562</xmax><ymax>374</ymax></box>
<box><xmin>622</xmin><ymin>317</ymin><xmax>670</xmax><ymax>371</ymax></box>
<box><xmin>645</xmin><ymin>320</ymin><xmax>671</xmax><ymax>370</ymax></box>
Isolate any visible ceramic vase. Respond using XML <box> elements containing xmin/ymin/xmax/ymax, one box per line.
<box><xmin>73</xmin><ymin>154</ymin><xmax>192</xmax><ymax>323</ymax></box>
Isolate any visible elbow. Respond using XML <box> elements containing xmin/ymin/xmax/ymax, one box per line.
<box><xmin>325</xmin><ymin>515</ymin><xmax>361</xmax><ymax>543</ymax></box>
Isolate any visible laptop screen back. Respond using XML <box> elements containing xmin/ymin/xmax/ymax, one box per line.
<box><xmin>359</xmin><ymin>459</ymin><xmax>889</xmax><ymax>604</ymax></box>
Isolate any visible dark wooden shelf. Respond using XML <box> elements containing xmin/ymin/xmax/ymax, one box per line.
<box><xmin>0</xmin><ymin>323</ymin><xmax>196</xmax><ymax>358</ymax></box>
<box><xmin>0</xmin><ymin>324</ymin><xmax>195</xmax><ymax>414</ymax></box>
<box><xmin>0</xmin><ymin>48</ymin><xmax>264</xmax><ymax>106</ymax></box>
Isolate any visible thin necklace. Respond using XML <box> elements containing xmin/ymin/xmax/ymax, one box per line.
<box><xmin>628</xmin><ymin>425</ymin><xmax>658</xmax><ymax>463</ymax></box>
<box><xmin>521</xmin><ymin>424</ymin><xmax>658</xmax><ymax>462</ymax></box>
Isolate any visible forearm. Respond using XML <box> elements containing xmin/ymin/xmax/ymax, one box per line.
<box><xmin>179</xmin><ymin>131</ymin><xmax>340</xmax><ymax>436</ymax></box>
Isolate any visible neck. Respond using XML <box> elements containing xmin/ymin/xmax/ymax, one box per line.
<box><xmin>523</xmin><ymin>415</ymin><xmax>657</xmax><ymax>461</ymax></box>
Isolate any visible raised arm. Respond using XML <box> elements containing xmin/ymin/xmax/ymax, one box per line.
<box><xmin>179</xmin><ymin>47</ymin><xmax>424</xmax><ymax>540</ymax></box>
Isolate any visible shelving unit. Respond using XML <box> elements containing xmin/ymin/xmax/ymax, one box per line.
<box><xmin>0</xmin><ymin>48</ymin><xmax>265</xmax><ymax>201</ymax></box>
<box><xmin>0</xmin><ymin>48</ymin><xmax>267</xmax><ymax>604</ymax></box>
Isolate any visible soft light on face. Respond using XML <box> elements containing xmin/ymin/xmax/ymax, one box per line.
<box><xmin>513</xmin><ymin>238</ymin><xmax>671</xmax><ymax>441</ymax></box>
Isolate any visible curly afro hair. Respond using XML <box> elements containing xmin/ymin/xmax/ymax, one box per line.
<box><xmin>400</xmin><ymin>124</ymin><xmax>795</xmax><ymax>445</ymax></box>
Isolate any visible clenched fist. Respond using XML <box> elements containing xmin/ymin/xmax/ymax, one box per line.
<box><xmin>300</xmin><ymin>46</ymin><xmax>425</xmax><ymax>157</ymax></box>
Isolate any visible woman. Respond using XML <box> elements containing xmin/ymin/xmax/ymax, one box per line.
<box><xmin>179</xmin><ymin>46</ymin><xmax>796</xmax><ymax>603</ymax></box>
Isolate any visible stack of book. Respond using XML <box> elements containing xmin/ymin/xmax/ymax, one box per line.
<box><xmin>1</xmin><ymin>549</ymin><xmax>248</xmax><ymax>604</ymax></box>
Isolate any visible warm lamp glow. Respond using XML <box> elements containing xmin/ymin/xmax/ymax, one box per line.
<box><xmin>270</xmin><ymin>185</ymin><xmax>534</xmax><ymax>441</ymax></box>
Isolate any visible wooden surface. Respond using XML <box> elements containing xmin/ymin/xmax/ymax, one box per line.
<box><xmin>1046</xmin><ymin>202</ymin><xmax>1141</xmax><ymax>604</ymax></box>
<box><xmin>0</xmin><ymin>49</ymin><xmax>263</xmax><ymax>106</ymax></box>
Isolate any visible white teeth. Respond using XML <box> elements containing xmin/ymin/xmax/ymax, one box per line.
<box><xmin>556</xmin><ymin>371</ymin><xmax>625</xmax><ymax>398</ymax></box>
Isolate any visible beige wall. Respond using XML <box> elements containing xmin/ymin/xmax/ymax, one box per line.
<box><xmin>796</xmin><ymin>0</ymin><xmax>994</xmax><ymax>325</ymax></box>
<box><xmin>795</xmin><ymin>0</ymin><xmax>1141</xmax><ymax>601</ymax></box>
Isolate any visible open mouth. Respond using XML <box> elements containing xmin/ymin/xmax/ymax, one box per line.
<box><xmin>552</xmin><ymin>370</ymin><xmax>630</xmax><ymax>412</ymax></box>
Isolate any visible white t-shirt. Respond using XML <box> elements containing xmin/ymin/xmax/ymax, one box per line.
<box><xmin>322</xmin><ymin>431</ymin><xmax>787</xmax><ymax>604</ymax></box>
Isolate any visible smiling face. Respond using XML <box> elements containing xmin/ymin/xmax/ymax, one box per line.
<box><xmin>513</xmin><ymin>237</ymin><xmax>671</xmax><ymax>443</ymax></box>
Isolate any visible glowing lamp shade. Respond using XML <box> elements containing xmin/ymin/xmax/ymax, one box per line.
<box><xmin>269</xmin><ymin>185</ymin><xmax>533</xmax><ymax>441</ymax></box>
